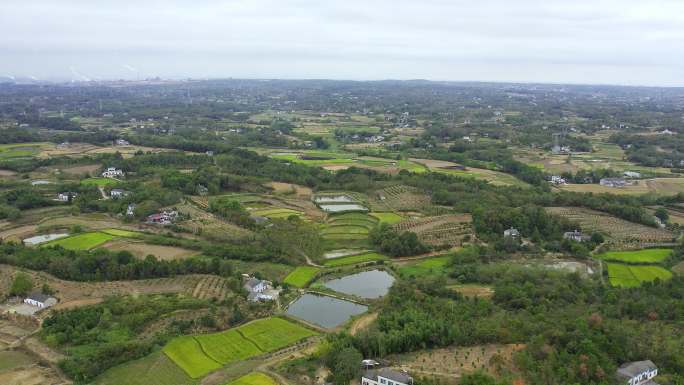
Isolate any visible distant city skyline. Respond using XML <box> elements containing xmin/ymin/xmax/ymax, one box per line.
<box><xmin>1</xmin><ymin>0</ymin><xmax>683</xmax><ymax>87</ymax></box>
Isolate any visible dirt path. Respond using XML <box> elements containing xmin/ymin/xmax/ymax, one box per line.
<box><xmin>350</xmin><ymin>312</ymin><xmax>377</xmax><ymax>336</ymax></box>
<box><xmin>304</xmin><ymin>254</ymin><xmax>323</xmax><ymax>268</ymax></box>
<box><xmin>98</xmin><ymin>187</ymin><xmax>109</xmax><ymax>200</ymax></box>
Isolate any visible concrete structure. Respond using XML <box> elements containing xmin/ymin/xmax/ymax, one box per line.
<box><xmin>115</xmin><ymin>139</ymin><xmax>130</xmax><ymax>146</ymax></box>
<box><xmin>616</xmin><ymin>360</ymin><xmax>658</xmax><ymax>385</ymax></box>
<box><xmin>362</xmin><ymin>369</ymin><xmax>413</xmax><ymax>385</ymax></box>
<box><xmin>550</xmin><ymin>175</ymin><xmax>566</xmax><ymax>185</ymax></box>
<box><xmin>624</xmin><ymin>171</ymin><xmax>641</xmax><ymax>178</ymax></box>
<box><xmin>24</xmin><ymin>293</ymin><xmax>57</xmax><ymax>309</ymax></box>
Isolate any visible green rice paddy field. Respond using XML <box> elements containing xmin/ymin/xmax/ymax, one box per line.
<box><xmin>596</xmin><ymin>248</ymin><xmax>672</xmax><ymax>263</ymax></box>
<box><xmin>283</xmin><ymin>266</ymin><xmax>321</xmax><ymax>288</ymax></box>
<box><xmin>93</xmin><ymin>350</ymin><xmax>200</xmax><ymax>385</ymax></box>
<box><xmin>369</xmin><ymin>212</ymin><xmax>403</xmax><ymax>224</ymax></box>
<box><xmin>81</xmin><ymin>177</ymin><xmax>120</xmax><ymax>187</ymax></box>
<box><xmin>225</xmin><ymin>373</ymin><xmax>278</xmax><ymax>385</ymax></box>
<box><xmin>42</xmin><ymin>231</ymin><xmax>114</xmax><ymax>250</ymax></box>
<box><xmin>607</xmin><ymin>263</ymin><xmax>673</xmax><ymax>288</ymax></box>
<box><xmin>398</xmin><ymin>256</ymin><xmax>451</xmax><ymax>278</ymax></box>
<box><xmin>323</xmin><ymin>252</ymin><xmax>388</xmax><ymax>267</ymax></box>
<box><xmin>163</xmin><ymin>317</ymin><xmax>317</xmax><ymax>378</ymax></box>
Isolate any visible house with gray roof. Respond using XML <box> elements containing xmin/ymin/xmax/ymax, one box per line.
<box><xmin>24</xmin><ymin>292</ymin><xmax>57</xmax><ymax>309</ymax></box>
<box><xmin>362</xmin><ymin>369</ymin><xmax>413</xmax><ymax>385</ymax></box>
<box><xmin>616</xmin><ymin>360</ymin><xmax>658</xmax><ymax>385</ymax></box>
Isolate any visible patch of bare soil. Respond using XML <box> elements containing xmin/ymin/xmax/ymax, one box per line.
<box><xmin>99</xmin><ymin>240</ymin><xmax>199</xmax><ymax>261</ymax></box>
<box><xmin>60</xmin><ymin>164</ymin><xmax>101</xmax><ymax>176</ymax></box>
<box><xmin>0</xmin><ymin>169</ymin><xmax>17</xmax><ymax>177</ymax></box>
<box><xmin>0</xmin><ymin>366</ymin><xmax>65</xmax><ymax>385</ymax></box>
<box><xmin>391</xmin><ymin>344</ymin><xmax>525</xmax><ymax>380</ymax></box>
<box><xmin>23</xmin><ymin>337</ymin><xmax>66</xmax><ymax>365</ymax></box>
<box><xmin>409</xmin><ymin>157</ymin><xmax>460</xmax><ymax>169</ymax></box>
<box><xmin>267</xmin><ymin>182</ymin><xmax>313</xmax><ymax>198</ymax></box>
<box><xmin>0</xmin><ymin>226</ymin><xmax>37</xmax><ymax>242</ymax></box>
<box><xmin>350</xmin><ymin>312</ymin><xmax>377</xmax><ymax>336</ymax></box>
<box><xmin>448</xmin><ymin>284</ymin><xmax>494</xmax><ymax>299</ymax></box>
<box><xmin>322</xmin><ymin>165</ymin><xmax>351</xmax><ymax>171</ymax></box>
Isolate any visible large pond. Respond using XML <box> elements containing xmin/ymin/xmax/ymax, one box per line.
<box><xmin>323</xmin><ymin>270</ymin><xmax>395</xmax><ymax>299</ymax></box>
<box><xmin>286</xmin><ymin>294</ymin><xmax>368</xmax><ymax>329</ymax></box>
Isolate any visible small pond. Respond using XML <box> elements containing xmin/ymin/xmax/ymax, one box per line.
<box><xmin>286</xmin><ymin>294</ymin><xmax>367</xmax><ymax>329</ymax></box>
<box><xmin>324</xmin><ymin>249</ymin><xmax>366</xmax><ymax>259</ymax></box>
<box><xmin>323</xmin><ymin>270</ymin><xmax>395</xmax><ymax>299</ymax></box>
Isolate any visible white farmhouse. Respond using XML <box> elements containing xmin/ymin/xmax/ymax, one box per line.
<box><xmin>56</xmin><ymin>192</ymin><xmax>77</xmax><ymax>202</ymax></box>
<box><xmin>504</xmin><ymin>227</ymin><xmax>520</xmax><ymax>238</ymax></box>
<box><xmin>616</xmin><ymin>360</ymin><xmax>658</xmax><ymax>385</ymax></box>
<box><xmin>102</xmin><ymin>167</ymin><xmax>124</xmax><ymax>178</ymax></box>
<box><xmin>110</xmin><ymin>189</ymin><xmax>130</xmax><ymax>199</ymax></box>
<box><xmin>362</xmin><ymin>369</ymin><xmax>413</xmax><ymax>385</ymax></box>
<box><xmin>243</xmin><ymin>277</ymin><xmax>277</xmax><ymax>302</ymax></box>
<box><xmin>24</xmin><ymin>293</ymin><xmax>57</xmax><ymax>309</ymax></box>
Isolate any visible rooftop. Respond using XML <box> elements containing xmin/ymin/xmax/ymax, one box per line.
<box><xmin>363</xmin><ymin>369</ymin><xmax>412</xmax><ymax>385</ymax></box>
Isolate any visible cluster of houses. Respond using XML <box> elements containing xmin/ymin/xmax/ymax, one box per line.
<box><xmin>115</xmin><ymin>139</ymin><xmax>130</xmax><ymax>146</ymax></box>
<box><xmin>146</xmin><ymin>210</ymin><xmax>178</xmax><ymax>225</ymax></box>
<box><xmin>102</xmin><ymin>167</ymin><xmax>124</xmax><ymax>178</ymax></box>
<box><xmin>242</xmin><ymin>275</ymin><xmax>279</xmax><ymax>302</ymax></box>
<box><xmin>600</xmin><ymin>178</ymin><xmax>628</xmax><ymax>188</ymax></box>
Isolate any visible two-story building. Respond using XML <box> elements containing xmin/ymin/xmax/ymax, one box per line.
<box><xmin>102</xmin><ymin>167</ymin><xmax>124</xmax><ymax>178</ymax></box>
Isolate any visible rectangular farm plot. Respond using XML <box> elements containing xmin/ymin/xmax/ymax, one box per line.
<box><xmin>250</xmin><ymin>208</ymin><xmax>303</xmax><ymax>219</ymax></box>
<box><xmin>284</xmin><ymin>266</ymin><xmax>321</xmax><ymax>288</ymax></box>
<box><xmin>370</xmin><ymin>212</ymin><xmax>403</xmax><ymax>224</ymax></box>
<box><xmin>226</xmin><ymin>373</ymin><xmax>278</xmax><ymax>385</ymax></box>
<box><xmin>324</xmin><ymin>252</ymin><xmax>389</xmax><ymax>267</ymax></box>
<box><xmin>163</xmin><ymin>337</ymin><xmax>222</xmax><ymax>379</ymax></box>
<box><xmin>238</xmin><ymin>317</ymin><xmax>317</xmax><ymax>352</ymax></box>
<box><xmin>607</xmin><ymin>263</ymin><xmax>673</xmax><ymax>288</ymax></box>
<box><xmin>597</xmin><ymin>249</ymin><xmax>672</xmax><ymax>263</ymax></box>
<box><xmin>195</xmin><ymin>329</ymin><xmax>261</xmax><ymax>364</ymax></box>
<box><xmin>163</xmin><ymin>317</ymin><xmax>316</xmax><ymax>379</ymax></box>
<box><xmin>100</xmin><ymin>228</ymin><xmax>144</xmax><ymax>238</ymax></box>
<box><xmin>42</xmin><ymin>232</ymin><xmax>114</xmax><ymax>250</ymax></box>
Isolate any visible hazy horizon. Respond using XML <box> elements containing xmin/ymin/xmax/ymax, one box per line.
<box><xmin>2</xmin><ymin>0</ymin><xmax>683</xmax><ymax>87</ymax></box>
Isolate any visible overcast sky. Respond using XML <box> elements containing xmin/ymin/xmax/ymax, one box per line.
<box><xmin>1</xmin><ymin>0</ymin><xmax>683</xmax><ymax>86</ymax></box>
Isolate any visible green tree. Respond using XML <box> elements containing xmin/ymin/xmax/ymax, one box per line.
<box><xmin>10</xmin><ymin>272</ymin><xmax>33</xmax><ymax>296</ymax></box>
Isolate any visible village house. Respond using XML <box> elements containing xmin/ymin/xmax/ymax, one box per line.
<box><xmin>616</xmin><ymin>360</ymin><xmax>658</xmax><ymax>385</ymax></box>
<box><xmin>600</xmin><ymin>178</ymin><xmax>627</xmax><ymax>188</ymax></box>
<box><xmin>24</xmin><ymin>293</ymin><xmax>57</xmax><ymax>309</ymax></box>
<box><xmin>362</xmin><ymin>369</ymin><xmax>413</xmax><ymax>385</ymax></box>
<box><xmin>126</xmin><ymin>204</ymin><xmax>136</xmax><ymax>216</ymax></box>
<box><xmin>146</xmin><ymin>210</ymin><xmax>178</xmax><ymax>225</ymax></box>
<box><xmin>56</xmin><ymin>192</ymin><xmax>77</xmax><ymax>202</ymax></box>
<box><xmin>624</xmin><ymin>171</ymin><xmax>641</xmax><ymax>178</ymax></box>
<box><xmin>110</xmin><ymin>189</ymin><xmax>130</xmax><ymax>199</ymax></box>
<box><xmin>563</xmin><ymin>230</ymin><xmax>589</xmax><ymax>242</ymax></box>
<box><xmin>504</xmin><ymin>227</ymin><xmax>520</xmax><ymax>238</ymax></box>
<box><xmin>115</xmin><ymin>139</ymin><xmax>130</xmax><ymax>146</ymax></box>
<box><xmin>102</xmin><ymin>167</ymin><xmax>124</xmax><ymax>178</ymax></box>
<box><xmin>243</xmin><ymin>276</ymin><xmax>277</xmax><ymax>302</ymax></box>
<box><xmin>550</xmin><ymin>175</ymin><xmax>566</xmax><ymax>185</ymax></box>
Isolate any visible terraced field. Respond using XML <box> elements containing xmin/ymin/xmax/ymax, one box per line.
<box><xmin>375</xmin><ymin>185</ymin><xmax>432</xmax><ymax>212</ymax></box>
<box><xmin>250</xmin><ymin>208</ymin><xmax>303</xmax><ymax>219</ymax></box>
<box><xmin>546</xmin><ymin>207</ymin><xmax>675</xmax><ymax>249</ymax></box>
<box><xmin>394</xmin><ymin>214</ymin><xmax>473</xmax><ymax>247</ymax></box>
<box><xmin>163</xmin><ymin>317</ymin><xmax>317</xmax><ymax>378</ymax></box>
<box><xmin>93</xmin><ymin>350</ymin><xmax>199</xmax><ymax>385</ymax></box>
<box><xmin>321</xmin><ymin>212</ymin><xmax>378</xmax><ymax>249</ymax></box>
<box><xmin>226</xmin><ymin>373</ymin><xmax>278</xmax><ymax>385</ymax></box>
<box><xmin>323</xmin><ymin>252</ymin><xmax>389</xmax><ymax>267</ymax></box>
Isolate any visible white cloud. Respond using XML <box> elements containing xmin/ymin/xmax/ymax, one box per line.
<box><xmin>0</xmin><ymin>0</ymin><xmax>682</xmax><ymax>85</ymax></box>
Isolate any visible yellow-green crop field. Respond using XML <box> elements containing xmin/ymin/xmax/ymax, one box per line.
<box><xmin>284</xmin><ymin>266</ymin><xmax>321</xmax><ymax>288</ymax></box>
<box><xmin>163</xmin><ymin>317</ymin><xmax>317</xmax><ymax>378</ymax></box>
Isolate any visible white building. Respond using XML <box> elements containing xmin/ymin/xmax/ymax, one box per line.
<box><xmin>243</xmin><ymin>277</ymin><xmax>277</xmax><ymax>302</ymax></box>
<box><xmin>362</xmin><ymin>369</ymin><xmax>413</xmax><ymax>385</ymax></box>
<box><xmin>504</xmin><ymin>227</ymin><xmax>520</xmax><ymax>238</ymax></box>
<box><xmin>126</xmin><ymin>204</ymin><xmax>136</xmax><ymax>216</ymax></box>
<box><xmin>616</xmin><ymin>360</ymin><xmax>658</xmax><ymax>385</ymax></box>
<box><xmin>550</xmin><ymin>175</ymin><xmax>566</xmax><ymax>185</ymax></box>
<box><xmin>102</xmin><ymin>167</ymin><xmax>124</xmax><ymax>178</ymax></box>
<box><xmin>563</xmin><ymin>230</ymin><xmax>589</xmax><ymax>242</ymax></box>
<box><xmin>110</xmin><ymin>189</ymin><xmax>130</xmax><ymax>199</ymax></box>
<box><xmin>115</xmin><ymin>139</ymin><xmax>130</xmax><ymax>146</ymax></box>
<box><xmin>56</xmin><ymin>192</ymin><xmax>77</xmax><ymax>202</ymax></box>
<box><xmin>624</xmin><ymin>171</ymin><xmax>641</xmax><ymax>178</ymax></box>
<box><xmin>24</xmin><ymin>293</ymin><xmax>57</xmax><ymax>309</ymax></box>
